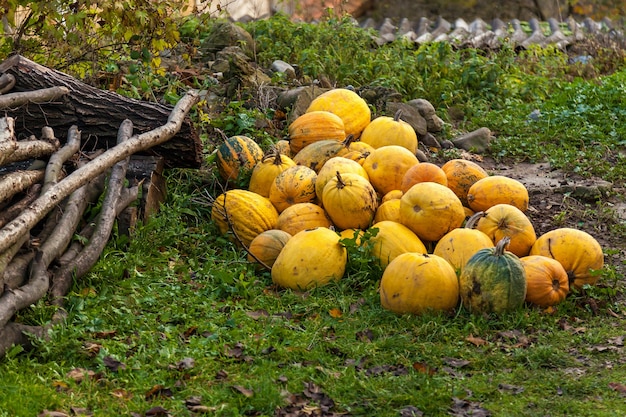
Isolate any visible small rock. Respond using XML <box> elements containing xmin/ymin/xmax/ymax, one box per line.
<box><xmin>270</xmin><ymin>60</ymin><xmax>296</xmax><ymax>80</ymax></box>
<box><xmin>420</xmin><ymin>132</ymin><xmax>441</xmax><ymax>149</ymax></box>
<box><xmin>451</xmin><ymin>127</ymin><xmax>494</xmax><ymax>153</ymax></box>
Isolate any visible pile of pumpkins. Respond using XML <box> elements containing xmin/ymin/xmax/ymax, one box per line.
<box><xmin>211</xmin><ymin>88</ymin><xmax>605</xmax><ymax>316</ymax></box>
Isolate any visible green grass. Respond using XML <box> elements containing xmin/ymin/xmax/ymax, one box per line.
<box><xmin>1</xmin><ymin>13</ymin><xmax>626</xmax><ymax>417</ymax></box>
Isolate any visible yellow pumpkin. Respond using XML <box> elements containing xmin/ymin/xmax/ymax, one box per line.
<box><xmin>288</xmin><ymin>110</ymin><xmax>346</xmax><ymax>154</ymax></box>
<box><xmin>380</xmin><ymin>252</ymin><xmax>459</xmax><ymax>314</ymax></box>
<box><xmin>433</xmin><ymin>212</ymin><xmax>495</xmax><ymax>276</ymax></box>
<box><xmin>381</xmin><ymin>189</ymin><xmax>403</xmax><ymax>203</ymax></box>
<box><xmin>292</xmin><ymin>136</ymin><xmax>354</xmax><ymax>173</ymax></box>
<box><xmin>248</xmin><ymin>150</ymin><xmax>297</xmax><ymax>197</ymax></box>
<box><xmin>520</xmin><ymin>255</ymin><xmax>570</xmax><ymax>307</ymax></box>
<box><xmin>276</xmin><ymin>203</ymin><xmax>332</xmax><ymax>235</ymax></box>
<box><xmin>211</xmin><ymin>189</ymin><xmax>279</xmax><ymax>247</ymax></box>
<box><xmin>322</xmin><ymin>172</ymin><xmax>378</xmax><ymax>230</ymax></box>
<box><xmin>362</xmin><ymin>145</ymin><xmax>419</xmax><ymax>195</ymax></box>
<box><xmin>399</xmin><ymin>182</ymin><xmax>466</xmax><ymax>242</ymax></box>
<box><xmin>315</xmin><ymin>156</ymin><xmax>369</xmax><ymax>202</ymax></box>
<box><xmin>475</xmin><ymin>203</ymin><xmax>536</xmax><ymax>257</ymax></box>
<box><xmin>374</xmin><ymin>199</ymin><xmax>401</xmax><ymax>223</ymax></box>
<box><xmin>529</xmin><ymin>228</ymin><xmax>604</xmax><ymax>290</ymax></box>
<box><xmin>269</xmin><ymin>165</ymin><xmax>318</xmax><ymax>212</ymax></box>
<box><xmin>467</xmin><ymin>175</ymin><xmax>529</xmax><ymax>213</ymax></box>
<box><xmin>216</xmin><ymin>135</ymin><xmax>264</xmax><ymax>183</ymax></box>
<box><xmin>273</xmin><ymin>139</ymin><xmax>293</xmax><ymax>157</ymax></box>
<box><xmin>247</xmin><ymin>229</ymin><xmax>292</xmax><ymax>269</ymax></box>
<box><xmin>272</xmin><ymin>227</ymin><xmax>347</xmax><ymax>290</ymax></box>
<box><xmin>306</xmin><ymin>88</ymin><xmax>371</xmax><ymax>138</ymax></box>
<box><xmin>441</xmin><ymin>159</ymin><xmax>488</xmax><ymax>207</ymax></box>
<box><xmin>366</xmin><ymin>220</ymin><xmax>427</xmax><ymax>267</ymax></box>
<box><xmin>359</xmin><ymin>109</ymin><xmax>418</xmax><ymax>153</ymax></box>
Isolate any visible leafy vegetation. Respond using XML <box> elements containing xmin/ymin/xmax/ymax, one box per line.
<box><xmin>1</xmin><ymin>8</ymin><xmax>626</xmax><ymax>417</ymax></box>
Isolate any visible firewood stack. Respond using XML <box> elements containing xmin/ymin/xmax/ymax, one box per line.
<box><xmin>0</xmin><ymin>56</ymin><xmax>201</xmax><ymax>357</ymax></box>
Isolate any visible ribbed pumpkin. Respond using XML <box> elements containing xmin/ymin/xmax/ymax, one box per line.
<box><xmin>315</xmin><ymin>156</ymin><xmax>369</xmax><ymax>202</ymax></box>
<box><xmin>269</xmin><ymin>165</ymin><xmax>317</xmax><ymax>212</ymax></box>
<box><xmin>276</xmin><ymin>203</ymin><xmax>332</xmax><ymax>235</ymax></box>
<box><xmin>362</xmin><ymin>145</ymin><xmax>419</xmax><ymax>195</ymax></box>
<box><xmin>459</xmin><ymin>237</ymin><xmax>527</xmax><ymax>314</ymax></box>
<box><xmin>467</xmin><ymin>175</ymin><xmax>529</xmax><ymax>213</ymax></box>
<box><xmin>274</xmin><ymin>139</ymin><xmax>293</xmax><ymax>157</ymax></box>
<box><xmin>529</xmin><ymin>228</ymin><xmax>604</xmax><ymax>290</ymax></box>
<box><xmin>216</xmin><ymin>135</ymin><xmax>264</xmax><ymax>182</ymax></box>
<box><xmin>248</xmin><ymin>149</ymin><xmax>297</xmax><ymax>197</ymax></box>
<box><xmin>520</xmin><ymin>255</ymin><xmax>570</xmax><ymax>307</ymax></box>
<box><xmin>288</xmin><ymin>110</ymin><xmax>346</xmax><ymax>154</ymax></box>
<box><xmin>322</xmin><ymin>172</ymin><xmax>378</xmax><ymax>230</ymax></box>
<box><xmin>306</xmin><ymin>88</ymin><xmax>371</xmax><ymax>139</ymax></box>
<box><xmin>272</xmin><ymin>227</ymin><xmax>347</xmax><ymax>290</ymax></box>
<box><xmin>399</xmin><ymin>182</ymin><xmax>466</xmax><ymax>242</ymax></box>
<box><xmin>380</xmin><ymin>253</ymin><xmax>459</xmax><ymax>315</ymax></box>
<box><xmin>433</xmin><ymin>212</ymin><xmax>495</xmax><ymax>276</ymax></box>
<box><xmin>366</xmin><ymin>220</ymin><xmax>427</xmax><ymax>267</ymax></box>
<box><xmin>374</xmin><ymin>199</ymin><xmax>401</xmax><ymax>223</ymax></box>
<box><xmin>247</xmin><ymin>229</ymin><xmax>292</xmax><ymax>270</ymax></box>
<box><xmin>381</xmin><ymin>189</ymin><xmax>403</xmax><ymax>203</ymax></box>
<box><xmin>441</xmin><ymin>159</ymin><xmax>489</xmax><ymax>207</ymax></box>
<box><xmin>211</xmin><ymin>189</ymin><xmax>279</xmax><ymax>247</ymax></box>
<box><xmin>475</xmin><ymin>203</ymin><xmax>536</xmax><ymax>257</ymax></box>
<box><xmin>292</xmin><ymin>136</ymin><xmax>354</xmax><ymax>173</ymax></box>
<box><xmin>400</xmin><ymin>162</ymin><xmax>448</xmax><ymax>192</ymax></box>
<box><xmin>359</xmin><ymin>110</ymin><xmax>418</xmax><ymax>153</ymax></box>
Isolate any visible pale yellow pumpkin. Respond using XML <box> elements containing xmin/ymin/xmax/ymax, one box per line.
<box><xmin>322</xmin><ymin>172</ymin><xmax>378</xmax><ymax>230</ymax></box>
<box><xmin>315</xmin><ymin>156</ymin><xmax>369</xmax><ymax>202</ymax></box>
<box><xmin>359</xmin><ymin>110</ymin><xmax>418</xmax><ymax>153</ymax></box>
<box><xmin>366</xmin><ymin>220</ymin><xmax>427</xmax><ymax>267</ymax></box>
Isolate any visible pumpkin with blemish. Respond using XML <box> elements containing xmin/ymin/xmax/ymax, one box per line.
<box><xmin>269</xmin><ymin>165</ymin><xmax>317</xmax><ymax>212</ymax></box>
<box><xmin>362</xmin><ymin>145</ymin><xmax>419</xmax><ymax>195</ymax></box>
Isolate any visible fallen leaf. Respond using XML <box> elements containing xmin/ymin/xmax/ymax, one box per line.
<box><xmin>498</xmin><ymin>383</ymin><xmax>525</xmax><ymax>394</ymax></box>
<box><xmin>246</xmin><ymin>309</ymin><xmax>269</xmax><ymax>320</ymax></box>
<box><xmin>37</xmin><ymin>411</ymin><xmax>69</xmax><ymax>417</ymax></box>
<box><xmin>328</xmin><ymin>308</ymin><xmax>342</xmax><ymax>318</ymax></box>
<box><xmin>66</xmin><ymin>368</ymin><xmax>95</xmax><ymax>383</ymax></box>
<box><xmin>215</xmin><ymin>369</ymin><xmax>229</xmax><ymax>380</ymax></box>
<box><xmin>144</xmin><ymin>406</ymin><xmax>170</xmax><ymax>416</ymax></box>
<box><xmin>412</xmin><ymin>361</ymin><xmax>436</xmax><ymax>376</ymax></box>
<box><xmin>449</xmin><ymin>397</ymin><xmax>492</xmax><ymax>417</ymax></box>
<box><xmin>102</xmin><ymin>356</ymin><xmax>125</xmax><ymax>372</ymax></box>
<box><xmin>69</xmin><ymin>407</ymin><xmax>92</xmax><ymax>416</ymax></box>
<box><xmin>399</xmin><ymin>405</ymin><xmax>424</xmax><ymax>417</ymax></box>
<box><xmin>609</xmin><ymin>382</ymin><xmax>626</xmax><ymax>395</ymax></box>
<box><xmin>82</xmin><ymin>343</ymin><xmax>101</xmax><ymax>357</ymax></box>
<box><xmin>145</xmin><ymin>385</ymin><xmax>173</xmax><ymax>400</ymax></box>
<box><xmin>110</xmin><ymin>389</ymin><xmax>133</xmax><ymax>400</ymax></box>
<box><xmin>443</xmin><ymin>358</ymin><xmax>471</xmax><ymax>368</ymax></box>
<box><xmin>52</xmin><ymin>381</ymin><xmax>70</xmax><ymax>392</ymax></box>
<box><xmin>355</xmin><ymin>328</ymin><xmax>374</xmax><ymax>342</ymax></box>
<box><xmin>466</xmin><ymin>334</ymin><xmax>488</xmax><ymax>346</ymax></box>
<box><xmin>349</xmin><ymin>298</ymin><xmax>366</xmax><ymax>314</ymax></box>
<box><xmin>232</xmin><ymin>385</ymin><xmax>254</xmax><ymax>397</ymax></box>
<box><xmin>92</xmin><ymin>330</ymin><xmax>116</xmax><ymax>339</ymax></box>
<box><xmin>608</xmin><ymin>336</ymin><xmax>624</xmax><ymax>346</ymax></box>
<box><xmin>169</xmin><ymin>357</ymin><xmax>195</xmax><ymax>370</ymax></box>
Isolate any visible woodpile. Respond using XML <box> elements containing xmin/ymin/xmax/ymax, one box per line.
<box><xmin>0</xmin><ymin>55</ymin><xmax>200</xmax><ymax>356</ymax></box>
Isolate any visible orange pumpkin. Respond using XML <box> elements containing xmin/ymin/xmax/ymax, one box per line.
<box><xmin>247</xmin><ymin>229</ymin><xmax>292</xmax><ymax>269</ymax></box>
<box><xmin>399</xmin><ymin>182</ymin><xmax>466</xmax><ymax>242</ymax></box>
<box><xmin>529</xmin><ymin>228</ymin><xmax>604</xmax><ymax>290</ymax></box>
<box><xmin>400</xmin><ymin>162</ymin><xmax>448</xmax><ymax>192</ymax></box>
<box><xmin>269</xmin><ymin>165</ymin><xmax>317</xmax><ymax>212</ymax></box>
<box><xmin>467</xmin><ymin>175</ymin><xmax>529</xmax><ymax>212</ymax></box>
<box><xmin>520</xmin><ymin>255</ymin><xmax>570</xmax><ymax>307</ymax></box>
<box><xmin>288</xmin><ymin>110</ymin><xmax>346</xmax><ymax>154</ymax></box>
<box><xmin>306</xmin><ymin>88</ymin><xmax>371</xmax><ymax>138</ymax></box>
<box><xmin>475</xmin><ymin>203</ymin><xmax>536</xmax><ymax>257</ymax></box>
<box><xmin>276</xmin><ymin>203</ymin><xmax>332</xmax><ymax>235</ymax></box>
<box><xmin>441</xmin><ymin>159</ymin><xmax>488</xmax><ymax>207</ymax></box>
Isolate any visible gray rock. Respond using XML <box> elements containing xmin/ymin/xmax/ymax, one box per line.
<box><xmin>270</xmin><ymin>60</ymin><xmax>296</xmax><ymax>80</ymax></box>
<box><xmin>451</xmin><ymin>127</ymin><xmax>494</xmax><ymax>153</ymax></box>
<box><xmin>386</xmin><ymin>102</ymin><xmax>428</xmax><ymax>136</ymax></box>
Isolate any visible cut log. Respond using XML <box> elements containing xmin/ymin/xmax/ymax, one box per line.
<box><xmin>0</xmin><ymin>55</ymin><xmax>202</xmax><ymax>169</ymax></box>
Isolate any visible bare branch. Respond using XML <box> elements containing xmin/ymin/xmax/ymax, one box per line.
<box><xmin>42</xmin><ymin>125</ymin><xmax>81</xmax><ymax>194</ymax></box>
<box><xmin>0</xmin><ymin>86</ymin><xmax>70</xmax><ymax>109</ymax></box>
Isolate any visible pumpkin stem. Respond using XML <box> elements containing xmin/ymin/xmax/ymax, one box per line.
<box><xmin>494</xmin><ymin>236</ymin><xmax>511</xmax><ymax>256</ymax></box>
<box><xmin>393</xmin><ymin>109</ymin><xmax>403</xmax><ymax>122</ymax></box>
<box><xmin>465</xmin><ymin>211</ymin><xmax>485</xmax><ymax>229</ymax></box>
<box><xmin>342</xmin><ymin>134</ymin><xmax>356</xmax><ymax>148</ymax></box>
<box><xmin>335</xmin><ymin>171</ymin><xmax>346</xmax><ymax>189</ymax></box>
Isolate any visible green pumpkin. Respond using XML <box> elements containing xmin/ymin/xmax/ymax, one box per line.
<box><xmin>459</xmin><ymin>237</ymin><xmax>527</xmax><ymax>314</ymax></box>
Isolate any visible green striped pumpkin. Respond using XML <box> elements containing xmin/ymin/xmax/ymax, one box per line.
<box><xmin>216</xmin><ymin>135</ymin><xmax>263</xmax><ymax>182</ymax></box>
<box><xmin>459</xmin><ymin>237</ymin><xmax>527</xmax><ymax>314</ymax></box>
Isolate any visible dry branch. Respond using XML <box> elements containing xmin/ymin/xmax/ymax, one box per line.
<box><xmin>0</xmin><ymin>170</ymin><xmax>45</xmax><ymax>203</ymax></box>
<box><xmin>1</xmin><ymin>140</ymin><xmax>60</xmax><ymax>166</ymax></box>
<box><xmin>0</xmin><ymin>73</ymin><xmax>16</xmax><ymax>94</ymax></box>
<box><xmin>0</xmin><ymin>86</ymin><xmax>70</xmax><ymax>109</ymax></box>
<box><xmin>0</xmin><ymin>183</ymin><xmax>41</xmax><ymax>228</ymax></box>
<box><xmin>0</xmin><ymin>89</ymin><xmax>200</xmax><ymax>255</ymax></box>
<box><xmin>42</xmin><ymin>125</ymin><xmax>81</xmax><ymax>194</ymax></box>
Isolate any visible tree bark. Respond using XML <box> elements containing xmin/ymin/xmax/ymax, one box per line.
<box><xmin>0</xmin><ymin>55</ymin><xmax>202</xmax><ymax>168</ymax></box>
<box><xmin>0</xmin><ymin>89</ymin><xmax>200</xmax><ymax>255</ymax></box>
